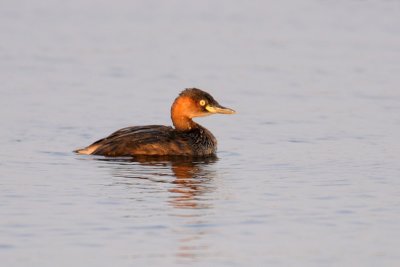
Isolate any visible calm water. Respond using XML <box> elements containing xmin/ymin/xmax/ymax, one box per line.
<box><xmin>1</xmin><ymin>1</ymin><xmax>400</xmax><ymax>266</ymax></box>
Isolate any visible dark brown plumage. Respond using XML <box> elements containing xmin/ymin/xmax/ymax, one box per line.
<box><xmin>74</xmin><ymin>88</ymin><xmax>235</xmax><ymax>157</ymax></box>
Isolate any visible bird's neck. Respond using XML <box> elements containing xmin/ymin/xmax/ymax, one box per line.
<box><xmin>171</xmin><ymin>96</ymin><xmax>197</xmax><ymax>131</ymax></box>
<box><xmin>172</xmin><ymin>115</ymin><xmax>197</xmax><ymax>131</ymax></box>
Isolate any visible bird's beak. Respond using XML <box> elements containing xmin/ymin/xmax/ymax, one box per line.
<box><xmin>205</xmin><ymin>104</ymin><xmax>236</xmax><ymax>114</ymax></box>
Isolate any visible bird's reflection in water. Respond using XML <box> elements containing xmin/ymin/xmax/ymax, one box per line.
<box><xmin>93</xmin><ymin>155</ymin><xmax>218</xmax><ymax>209</ymax></box>
<box><xmin>168</xmin><ymin>156</ymin><xmax>217</xmax><ymax>209</ymax></box>
<box><xmin>91</xmin><ymin>155</ymin><xmax>219</xmax><ymax>262</ymax></box>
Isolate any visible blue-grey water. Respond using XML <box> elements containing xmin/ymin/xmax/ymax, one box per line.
<box><xmin>1</xmin><ymin>1</ymin><xmax>400</xmax><ymax>266</ymax></box>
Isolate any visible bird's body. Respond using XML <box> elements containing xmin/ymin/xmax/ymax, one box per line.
<box><xmin>76</xmin><ymin>124</ymin><xmax>216</xmax><ymax>156</ymax></box>
<box><xmin>75</xmin><ymin>88</ymin><xmax>235</xmax><ymax>157</ymax></box>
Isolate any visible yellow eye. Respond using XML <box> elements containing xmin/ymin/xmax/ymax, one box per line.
<box><xmin>199</xmin><ymin>100</ymin><xmax>206</xmax><ymax>106</ymax></box>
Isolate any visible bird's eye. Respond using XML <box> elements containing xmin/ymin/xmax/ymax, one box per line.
<box><xmin>199</xmin><ymin>100</ymin><xmax>206</xmax><ymax>106</ymax></box>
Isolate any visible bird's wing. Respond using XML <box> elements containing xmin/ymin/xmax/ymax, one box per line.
<box><xmin>88</xmin><ymin>125</ymin><xmax>192</xmax><ymax>156</ymax></box>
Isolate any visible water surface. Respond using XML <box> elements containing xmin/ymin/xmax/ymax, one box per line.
<box><xmin>1</xmin><ymin>1</ymin><xmax>400</xmax><ymax>266</ymax></box>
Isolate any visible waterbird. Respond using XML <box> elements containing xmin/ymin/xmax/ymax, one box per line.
<box><xmin>74</xmin><ymin>88</ymin><xmax>235</xmax><ymax>156</ymax></box>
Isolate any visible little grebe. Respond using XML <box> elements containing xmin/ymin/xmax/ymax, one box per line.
<box><xmin>74</xmin><ymin>88</ymin><xmax>235</xmax><ymax>156</ymax></box>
